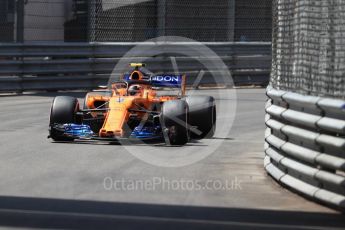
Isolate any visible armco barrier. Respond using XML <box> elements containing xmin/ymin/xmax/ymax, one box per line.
<box><xmin>265</xmin><ymin>86</ymin><xmax>345</xmax><ymax>209</ymax></box>
<box><xmin>0</xmin><ymin>42</ymin><xmax>271</xmax><ymax>92</ymax></box>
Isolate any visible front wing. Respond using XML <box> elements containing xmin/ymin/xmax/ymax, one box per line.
<box><xmin>49</xmin><ymin>123</ymin><xmax>164</xmax><ymax>142</ymax></box>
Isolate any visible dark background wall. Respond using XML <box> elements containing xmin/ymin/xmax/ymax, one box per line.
<box><xmin>0</xmin><ymin>0</ymin><xmax>15</xmax><ymax>42</ymax></box>
<box><xmin>234</xmin><ymin>0</ymin><xmax>272</xmax><ymax>41</ymax></box>
<box><xmin>64</xmin><ymin>0</ymin><xmax>89</xmax><ymax>42</ymax></box>
<box><xmin>164</xmin><ymin>0</ymin><xmax>233</xmax><ymax>42</ymax></box>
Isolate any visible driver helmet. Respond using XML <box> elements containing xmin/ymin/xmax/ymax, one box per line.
<box><xmin>128</xmin><ymin>85</ymin><xmax>142</xmax><ymax>96</ymax></box>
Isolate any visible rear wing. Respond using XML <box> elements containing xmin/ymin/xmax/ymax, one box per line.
<box><xmin>150</xmin><ymin>75</ymin><xmax>181</xmax><ymax>87</ymax></box>
<box><xmin>123</xmin><ymin>73</ymin><xmax>186</xmax><ymax>96</ymax></box>
<box><xmin>150</xmin><ymin>75</ymin><xmax>186</xmax><ymax>96</ymax></box>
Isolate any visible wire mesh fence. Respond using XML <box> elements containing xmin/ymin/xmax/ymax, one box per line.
<box><xmin>90</xmin><ymin>0</ymin><xmax>272</xmax><ymax>42</ymax></box>
<box><xmin>89</xmin><ymin>0</ymin><xmax>158</xmax><ymax>42</ymax></box>
<box><xmin>0</xmin><ymin>0</ymin><xmax>272</xmax><ymax>43</ymax></box>
<box><xmin>271</xmin><ymin>0</ymin><xmax>345</xmax><ymax>99</ymax></box>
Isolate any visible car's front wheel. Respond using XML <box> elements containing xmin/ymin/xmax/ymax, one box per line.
<box><xmin>161</xmin><ymin>100</ymin><xmax>189</xmax><ymax>145</ymax></box>
<box><xmin>49</xmin><ymin>96</ymin><xmax>79</xmax><ymax>141</ymax></box>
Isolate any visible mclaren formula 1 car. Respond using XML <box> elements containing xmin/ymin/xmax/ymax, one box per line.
<box><xmin>48</xmin><ymin>63</ymin><xmax>216</xmax><ymax>145</ymax></box>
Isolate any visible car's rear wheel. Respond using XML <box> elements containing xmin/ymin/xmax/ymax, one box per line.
<box><xmin>161</xmin><ymin>100</ymin><xmax>189</xmax><ymax>145</ymax></box>
<box><xmin>184</xmin><ymin>96</ymin><xmax>216</xmax><ymax>139</ymax></box>
<box><xmin>49</xmin><ymin>96</ymin><xmax>79</xmax><ymax>141</ymax></box>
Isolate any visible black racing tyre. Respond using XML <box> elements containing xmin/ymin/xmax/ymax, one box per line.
<box><xmin>184</xmin><ymin>96</ymin><xmax>216</xmax><ymax>139</ymax></box>
<box><xmin>49</xmin><ymin>96</ymin><xmax>79</xmax><ymax>141</ymax></box>
<box><xmin>161</xmin><ymin>100</ymin><xmax>189</xmax><ymax>145</ymax></box>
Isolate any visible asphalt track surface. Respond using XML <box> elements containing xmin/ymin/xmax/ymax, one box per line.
<box><xmin>0</xmin><ymin>88</ymin><xmax>344</xmax><ymax>229</ymax></box>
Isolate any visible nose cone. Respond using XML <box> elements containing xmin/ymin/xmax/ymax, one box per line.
<box><xmin>99</xmin><ymin>97</ymin><xmax>132</xmax><ymax>138</ymax></box>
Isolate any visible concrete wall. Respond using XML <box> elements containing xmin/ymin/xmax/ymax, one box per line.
<box><xmin>24</xmin><ymin>0</ymin><xmax>71</xmax><ymax>42</ymax></box>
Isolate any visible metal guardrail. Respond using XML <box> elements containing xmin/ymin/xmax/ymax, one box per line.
<box><xmin>265</xmin><ymin>86</ymin><xmax>345</xmax><ymax>210</ymax></box>
<box><xmin>0</xmin><ymin>42</ymin><xmax>271</xmax><ymax>92</ymax></box>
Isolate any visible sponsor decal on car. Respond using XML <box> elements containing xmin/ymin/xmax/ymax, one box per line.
<box><xmin>150</xmin><ymin>75</ymin><xmax>182</xmax><ymax>87</ymax></box>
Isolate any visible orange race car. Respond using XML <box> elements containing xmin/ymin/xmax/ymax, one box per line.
<box><xmin>48</xmin><ymin>63</ymin><xmax>216</xmax><ymax>145</ymax></box>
